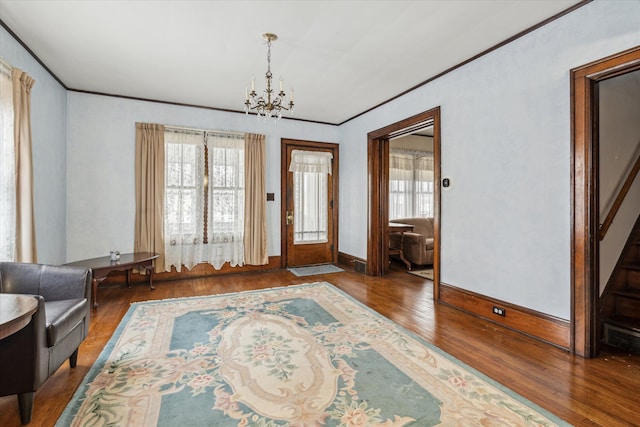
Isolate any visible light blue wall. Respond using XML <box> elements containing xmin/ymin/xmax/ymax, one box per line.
<box><xmin>0</xmin><ymin>25</ymin><xmax>68</xmax><ymax>264</ymax></box>
<box><xmin>339</xmin><ymin>0</ymin><xmax>640</xmax><ymax>320</ymax></box>
<box><xmin>65</xmin><ymin>93</ymin><xmax>339</xmax><ymax>262</ymax></box>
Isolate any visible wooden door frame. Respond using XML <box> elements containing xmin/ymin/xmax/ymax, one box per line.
<box><xmin>367</xmin><ymin>107</ymin><xmax>441</xmax><ymax>295</ymax></box>
<box><xmin>571</xmin><ymin>46</ymin><xmax>640</xmax><ymax>357</ymax></box>
<box><xmin>280</xmin><ymin>139</ymin><xmax>339</xmax><ymax>268</ymax></box>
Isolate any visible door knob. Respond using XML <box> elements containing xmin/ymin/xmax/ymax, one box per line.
<box><xmin>286</xmin><ymin>211</ymin><xmax>294</xmax><ymax>225</ymax></box>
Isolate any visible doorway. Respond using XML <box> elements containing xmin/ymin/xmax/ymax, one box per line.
<box><xmin>571</xmin><ymin>46</ymin><xmax>640</xmax><ymax>357</ymax></box>
<box><xmin>281</xmin><ymin>139</ymin><xmax>339</xmax><ymax>267</ymax></box>
<box><xmin>367</xmin><ymin>108</ymin><xmax>441</xmax><ymax>294</ymax></box>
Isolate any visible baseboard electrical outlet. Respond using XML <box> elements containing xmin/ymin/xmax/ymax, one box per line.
<box><xmin>492</xmin><ymin>306</ymin><xmax>506</xmax><ymax>317</ymax></box>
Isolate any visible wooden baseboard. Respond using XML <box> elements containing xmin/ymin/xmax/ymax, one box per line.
<box><xmin>101</xmin><ymin>256</ymin><xmax>282</xmax><ymax>285</ymax></box>
<box><xmin>439</xmin><ymin>283</ymin><xmax>570</xmax><ymax>350</ymax></box>
<box><xmin>338</xmin><ymin>252</ymin><xmax>366</xmax><ymax>272</ymax></box>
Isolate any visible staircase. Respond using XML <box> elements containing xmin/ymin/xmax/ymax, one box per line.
<box><xmin>600</xmin><ymin>214</ymin><xmax>640</xmax><ymax>354</ymax></box>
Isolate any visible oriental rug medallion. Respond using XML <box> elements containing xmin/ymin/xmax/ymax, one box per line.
<box><xmin>57</xmin><ymin>282</ymin><xmax>570</xmax><ymax>426</ymax></box>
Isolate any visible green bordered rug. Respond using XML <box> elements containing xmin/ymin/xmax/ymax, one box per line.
<box><xmin>57</xmin><ymin>282</ymin><xmax>571</xmax><ymax>426</ymax></box>
<box><xmin>288</xmin><ymin>265</ymin><xmax>345</xmax><ymax>277</ymax></box>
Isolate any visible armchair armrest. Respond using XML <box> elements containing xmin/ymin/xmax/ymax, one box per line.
<box><xmin>402</xmin><ymin>232</ymin><xmax>433</xmax><ymax>249</ymax></box>
<box><xmin>402</xmin><ymin>233</ymin><xmax>434</xmax><ymax>266</ymax></box>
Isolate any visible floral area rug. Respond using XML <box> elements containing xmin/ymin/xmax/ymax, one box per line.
<box><xmin>57</xmin><ymin>282</ymin><xmax>570</xmax><ymax>426</ymax></box>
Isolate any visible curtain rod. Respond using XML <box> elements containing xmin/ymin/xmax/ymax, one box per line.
<box><xmin>390</xmin><ymin>148</ymin><xmax>434</xmax><ymax>157</ymax></box>
<box><xmin>165</xmin><ymin>124</ymin><xmax>244</xmax><ymax>137</ymax></box>
<box><xmin>0</xmin><ymin>57</ymin><xmax>12</xmax><ymax>75</ymax></box>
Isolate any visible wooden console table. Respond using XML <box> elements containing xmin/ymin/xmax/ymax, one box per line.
<box><xmin>389</xmin><ymin>222</ymin><xmax>414</xmax><ymax>270</ymax></box>
<box><xmin>66</xmin><ymin>252</ymin><xmax>159</xmax><ymax>308</ymax></box>
<box><xmin>0</xmin><ymin>294</ymin><xmax>38</xmax><ymax>340</ymax></box>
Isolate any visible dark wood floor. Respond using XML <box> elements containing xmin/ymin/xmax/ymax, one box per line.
<box><xmin>2</xmin><ymin>263</ymin><xmax>639</xmax><ymax>426</ymax></box>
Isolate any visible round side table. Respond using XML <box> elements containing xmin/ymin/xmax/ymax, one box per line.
<box><xmin>0</xmin><ymin>294</ymin><xmax>38</xmax><ymax>340</ymax></box>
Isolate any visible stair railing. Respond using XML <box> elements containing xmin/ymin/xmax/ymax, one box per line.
<box><xmin>599</xmin><ymin>145</ymin><xmax>640</xmax><ymax>241</ymax></box>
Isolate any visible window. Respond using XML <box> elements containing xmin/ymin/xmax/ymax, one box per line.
<box><xmin>389</xmin><ymin>150</ymin><xmax>434</xmax><ymax>219</ymax></box>
<box><xmin>414</xmin><ymin>155</ymin><xmax>434</xmax><ymax>217</ymax></box>
<box><xmin>166</xmin><ymin>140</ymin><xmax>202</xmax><ymax>242</ymax></box>
<box><xmin>294</xmin><ymin>171</ymin><xmax>328</xmax><ymax>243</ymax></box>
<box><xmin>289</xmin><ymin>150</ymin><xmax>333</xmax><ymax>244</ymax></box>
<box><xmin>164</xmin><ymin>129</ymin><xmax>244</xmax><ymax>271</ymax></box>
<box><xmin>209</xmin><ymin>138</ymin><xmax>244</xmax><ymax>242</ymax></box>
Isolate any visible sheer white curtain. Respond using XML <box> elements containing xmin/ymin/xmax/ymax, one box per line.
<box><xmin>289</xmin><ymin>150</ymin><xmax>332</xmax><ymax>244</ymax></box>
<box><xmin>415</xmin><ymin>154</ymin><xmax>434</xmax><ymax>217</ymax></box>
<box><xmin>389</xmin><ymin>150</ymin><xmax>434</xmax><ymax>219</ymax></box>
<box><xmin>289</xmin><ymin>150</ymin><xmax>333</xmax><ymax>174</ymax></box>
<box><xmin>164</xmin><ymin>129</ymin><xmax>204</xmax><ymax>271</ymax></box>
<box><xmin>389</xmin><ymin>151</ymin><xmax>415</xmax><ymax>220</ymax></box>
<box><xmin>164</xmin><ymin>128</ymin><xmax>244</xmax><ymax>271</ymax></box>
<box><xmin>203</xmin><ymin>132</ymin><xmax>244</xmax><ymax>268</ymax></box>
<box><xmin>0</xmin><ymin>61</ymin><xmax>15</xmax><ymax>261</ymax></box>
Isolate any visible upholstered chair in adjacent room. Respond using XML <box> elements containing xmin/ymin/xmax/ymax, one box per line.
<box><xmin>389</xmin><ymin>217</ymin><xmax>435</xmax><ymax>267</ymax></box>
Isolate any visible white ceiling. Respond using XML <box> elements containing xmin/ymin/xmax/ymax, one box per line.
<box><xmin>0</xmin><ymin>0</ymin><xmax>583</xmax><ymax>124</ymax></box>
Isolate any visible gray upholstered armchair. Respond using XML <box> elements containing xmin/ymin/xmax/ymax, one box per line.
<box><xmin>0</xmin><ymin>262</ymin><xmax>91</xmax><ymax>424</ymax></box>
<box><xmin>390</xmin><ymin>217</ymin><xmax>435</xmax><ymax>267</ymax></box>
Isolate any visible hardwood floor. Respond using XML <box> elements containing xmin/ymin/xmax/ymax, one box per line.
<box><xmin>1</xmin><ymin>264</ymin><xmax>639</xmax><ymax>426</ymax></box>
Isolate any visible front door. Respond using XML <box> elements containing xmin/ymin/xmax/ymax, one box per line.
<box><xmin>281</xmin><ymin>139</ymin><xmax>338</xmax><ymax>267</ymax></box>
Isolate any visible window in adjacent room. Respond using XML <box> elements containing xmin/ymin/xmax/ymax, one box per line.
<box><xmin>389</xmin><ymin>149</ymin><xmax>434</xmax><ymax>219</ymax></box>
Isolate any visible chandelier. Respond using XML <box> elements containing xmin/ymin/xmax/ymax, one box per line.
<box><xmin>244</xmin><ymin>33</ymin><xmax>294</xmax><ymax>120</ymax></box>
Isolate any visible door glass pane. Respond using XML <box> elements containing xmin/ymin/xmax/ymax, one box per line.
<box><xmin>294</xmin><ymin>171</ymin><xmax>328</xmax><ymax>244</ymax></box>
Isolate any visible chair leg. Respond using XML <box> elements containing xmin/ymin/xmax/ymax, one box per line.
<box><xmin>18</xmin><ymin>392</ymin><xmax>34</xmax><ymax>425</ymax></box>
<box><xmin>69</xmin><ymin>348</ymin><xmax>79</xmax><ymax>368</ymax></box>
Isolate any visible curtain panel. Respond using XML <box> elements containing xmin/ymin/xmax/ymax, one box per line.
<box><xmin>12</xmin><ymin>68</ymin><xmax>37</xmax><ymax>263</ymax></box>
<box><xmin>134</xmin><ymin>122</ymin><xmax>166</xmax><ymax>272</ymax></box>
<box><xmin>289</xmin><ymin>150</ymin><xmax>333</xmax><ymax>175</ymax></box>
<box><xmin>0</xmin><ymin>61</ymin><xmax>15</xmax><ymax>261</ymax></box>
<box><xmin>203</xmin><ymin>132</ymin><xmax>244</xmax><ymax>269</ymax></box>
<box><xmin>389</xmin><ymin>151</ymin><xmax>415</xmax><ymax>220</ymax></box>
<box><xmin>244</xmin><ymin>133</ymin><xmax>268</xmax><ymax>265</ymax></box>
<box><xmin>389</xmin><ymin>150</ymin><xmax>434</xmax><ymax>219</ymax></box>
